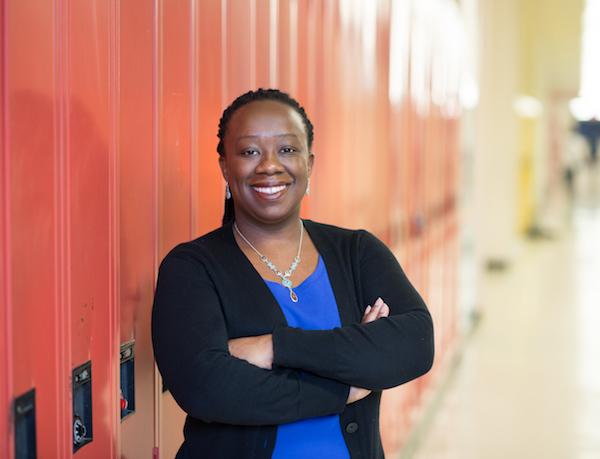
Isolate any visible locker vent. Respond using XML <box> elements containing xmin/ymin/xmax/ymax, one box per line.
<box><xmin>14</xmin><ymin>389</ymin><xmax>37</xmax><ymax>459</ymax></box>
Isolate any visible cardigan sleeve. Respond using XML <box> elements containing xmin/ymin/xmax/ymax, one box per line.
<box><xmin>272</xmin><ymin>230</ymin><xmax>435</xmax><ymax>390</ymax></box>
<box><xmin>151</xmin><ymin>253</ymin><xmax>349</xmax><ymax>426</ymax></box>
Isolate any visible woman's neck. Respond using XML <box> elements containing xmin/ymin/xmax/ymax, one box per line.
<box><xmin>233</xmin><ymin>213</ymin><xmax>303</xmax><ymax>249</ymax></box>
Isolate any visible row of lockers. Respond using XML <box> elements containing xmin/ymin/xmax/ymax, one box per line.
<box><xmin>0</xmin><ymin>0</ymin><xmax>464</xmax><ymax>457</ymax></box>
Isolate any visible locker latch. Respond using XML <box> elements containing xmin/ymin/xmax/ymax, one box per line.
<box><xmin>72</xmin><ymin>361</ymin><xmax>93</xmax><ymax>452</ymax></box>
<box><xmin>14</xmin><ymin>389</ymin><xmax>37</xmax><ymax>459</ymax></box>
<box><xmin>120</xmin><ymin>341</ymin><xmax>136</xmax><ymax>419</ymax></box>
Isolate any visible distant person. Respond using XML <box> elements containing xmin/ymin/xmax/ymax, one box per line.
<box><xmin>577</xmin><ymin>118</ymin><xmax>600</xmax><ymax>164</ymax></box>
<box><xmin>563</xmin><ymin>125</ymin><xmax>588</xmax><ymax>195</ymax></box>
<box><xmin>152</xmin><ymin>88</ymin><xmax>434</xmax><ymax>459</ymax></box>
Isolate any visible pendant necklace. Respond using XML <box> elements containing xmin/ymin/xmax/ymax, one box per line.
<box><xmin>233</xmin><ymin>220</ymin><xmax>303</xmax><ymax>303</ymax></box>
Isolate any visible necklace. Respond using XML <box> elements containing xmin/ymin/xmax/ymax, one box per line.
<box><xmin>233</xmin><ymin>220</ymin><xmax>304</xmax><ymax>303</ymax></box>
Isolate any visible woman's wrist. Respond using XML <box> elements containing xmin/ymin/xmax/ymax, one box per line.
<box><xmin>228</xmin><ymin>334</ymin><xmax>273</xmax><ymax>370</ymax></box>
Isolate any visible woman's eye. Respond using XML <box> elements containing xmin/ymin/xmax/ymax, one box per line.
<box><xmin>280</xmin><ymin>147</ymin><xmax>297</xmax><ymax>154</ymax></box>
<box><xmin>242</xmin><ymin>149</ymin><xmax>259</xmax><ymax>156</ymax></box>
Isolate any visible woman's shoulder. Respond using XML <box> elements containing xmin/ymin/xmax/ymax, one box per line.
<box><xmin>304</xmin><ymin>220</ymin><xmax>391</xmax><ymax>258</ymax></box>
<box><xmin>303</xmin><ymin>219</ymin><xmax>385</xmax><ymax>254</ymax></box>
<box><xmin>160</xmin><ymin>224</ymin><xmax>234</xmax><ymax>266</ymax></box>
<box><xmin>303</xmin><ymin>219</ymin><xmax>362</xmax><ymax>236</ymax></box>
<box><xmin>303</xmin><ymin>219</ymin><xmax>379</xmax><ymax>240</ymax></box>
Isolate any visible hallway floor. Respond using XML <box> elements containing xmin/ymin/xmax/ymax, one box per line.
<box><xmin>411</xmin><ymin>165</ymin><xmax>600</xmax><ymax>459</ymax></box>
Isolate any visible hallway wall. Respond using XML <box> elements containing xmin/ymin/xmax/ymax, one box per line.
<box><xmin>473</xmin><ymin>0</ymin><xmax>584</xmax><ymax>267</ymax></box>
<box><xmin>517</xmin><ymin>0</ymin><xmax>584</xmax><ymax>231</ymax></box>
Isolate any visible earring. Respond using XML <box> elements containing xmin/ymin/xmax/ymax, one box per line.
<box><xmin>305</xmin><ymin>178</ymin><xmax>311</xmax><ymax>195</ymax></box>
<box><xmin>225</xmin><ymin>183</ymin><xmax>232</xmax><ymax>199</ymax></box>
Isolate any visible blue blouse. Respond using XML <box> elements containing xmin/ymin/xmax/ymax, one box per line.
<box><xmin>265</xmin><ymin>256</ymin><xmax>351</xmax><ymax>459</ymax></box>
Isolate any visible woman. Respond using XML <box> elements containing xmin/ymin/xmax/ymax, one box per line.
<box><xmin>152</xmin><ymin>88</ymin><xmax>434</xmax><ymax>459</ymax></box>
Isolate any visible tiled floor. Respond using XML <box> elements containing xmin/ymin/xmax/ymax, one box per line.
<box><xmin>411</xmin><ymin>165</ymin><xmax>600</xmax><ymax>459</ymax></box>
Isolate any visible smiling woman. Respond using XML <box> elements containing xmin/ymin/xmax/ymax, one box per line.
<box><xmin>216</xmin><ymin>90</ymin><xmax>315</xmax><ymax>227</ymax></box>
<box><xmin>151</xmin><ymin>89</ymin><xmax>435</xmax><ymax>459</ymax></box>
<box><xmin>219</xmin><ymin>97</ymin><xmax>313</xmax><ymax>227</ymax></box>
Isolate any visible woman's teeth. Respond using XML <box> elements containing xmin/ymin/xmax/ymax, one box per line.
<box><xmin>252</xmin><ymin>185</ymin><xmax>287</xmax><ymax>195</ymax></box>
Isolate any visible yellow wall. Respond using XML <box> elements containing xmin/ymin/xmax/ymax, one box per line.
<box><xmin>517</xmin><ymin>0</ymin><xmax>584</xmax><ymax>231</ymax></box>
<box><xmin>473</xmin><ymin>0</ymin><xmax>584</xmax><ymax>262</ymax></box>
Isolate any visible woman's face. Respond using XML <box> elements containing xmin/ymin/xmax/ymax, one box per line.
<box><xmin>219</xmin><ymin>100</ymin><xmax>314</xmax><ymax>225</ymax></box>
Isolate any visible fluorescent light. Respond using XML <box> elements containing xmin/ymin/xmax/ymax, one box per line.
<box><xmin>513</xmin><ymin>95</ymin><xmax>543</xmax><ymax>119</ymax></box>
<box><xmin>578</xmin><ymin>0</ymin><xmax>600</xmax><ymax>119</ymax></box>
<box><xmin>570</xmin><ymin>97</ymin><xmax>596</xmax><ymax>121</ymax></box>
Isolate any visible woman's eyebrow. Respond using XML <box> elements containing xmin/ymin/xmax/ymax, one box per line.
<box><xmin>236</xmin><ymin>133</ymin><xmax>299</xmax><ymax>141</ymax></box>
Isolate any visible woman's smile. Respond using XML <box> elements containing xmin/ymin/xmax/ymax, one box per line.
<box><xmin>251</xmin><ymin>183</ymin><xmax>291</xmax><ymax>200</ymax></box>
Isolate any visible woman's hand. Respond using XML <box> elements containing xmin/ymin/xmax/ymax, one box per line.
<box><xmin>228</xmin><ymin>334</ymin><xmax>273</xmax><ymax>370</ymax></box>
<box><xmin>347</xmin><ymin>297</ymin><xmax>389</xmax><ymax>404</ymax></box>
<box><xmin>361</xmin><ymin>297</ymin><xmax>390</xmax><ymax>324</ymax></box>
<box><xmin>227</xmin><ymin>297</ymin><xmax>388</xmax><ymax>403</ymax></box>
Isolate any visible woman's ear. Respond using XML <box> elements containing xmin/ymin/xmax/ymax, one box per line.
<box><xmin>307</xmin><ymin>152</ymin><xmax>315</xmax><ymax>176</ymax></box>
<box><xmin>218</xmin><ymin>155</ymin><xmax>228</xmax><ymax>182</ymax></box>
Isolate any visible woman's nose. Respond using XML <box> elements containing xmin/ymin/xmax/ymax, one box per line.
<box><xmin>256</xmin><ymin>150</ymin><xmax>284</xmax><ymax>174</ymax></box>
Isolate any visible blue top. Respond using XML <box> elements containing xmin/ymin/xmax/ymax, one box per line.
<box><xmin>265</xmin><ymin>256</ymin><xmax>351</xmax><ymax>459</ymax></box>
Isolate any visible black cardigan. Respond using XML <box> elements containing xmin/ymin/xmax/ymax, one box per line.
<box><xmin>152</xmin><ymin>220</ymin><xmax>434</xmax><ymax>459</ymax></box>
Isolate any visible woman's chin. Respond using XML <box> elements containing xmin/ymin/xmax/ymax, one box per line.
<box><xmin>240</xmin><ymin>203</ymin><xmax>302</xmax><ymax>225</ymax></box>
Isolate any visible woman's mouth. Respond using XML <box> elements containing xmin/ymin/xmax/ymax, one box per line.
<box><xmin>251</xmin><ymin>184</ymin><xmax>289</xmax><ymax>199</ymax></box>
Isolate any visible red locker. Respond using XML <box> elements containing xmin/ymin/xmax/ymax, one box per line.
<box><xmin>4</xmin><ymin>0</ymin><xmax>64</xmax><ymax>456</ymax></box>
<box><xmin>67</xmin><ymin>0</ymin><xmax>117</xmax><ymax>456</ymax></box>
<box><xmin>1</xmin><ymin>2</ymin><xmax>9</xmax><ymax>454</ymax></box>
<box><xmin>194</xmin><ymin>0</ymin><xmax>225</xmax><ymax>237</ymax></box>
<box><xmin>1</xmin><ymin>1</ymin><xmax>466</xmax><ymax>457</ymax></box>
<box><xmin>118</xmin><ymin>0</ymin><xmax>158</xmax><ymax>456</ymax></box>
<box><xmin>225</xmin><ymin>0</ymin><xmax>255</xmax><ymax>101</ymax></box>
<box><xmin>158</xmin><ymin>1</ymin><xmax>194</xmax><ymax>456</ymax></box>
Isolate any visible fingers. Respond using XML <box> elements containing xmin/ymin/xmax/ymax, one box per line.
<box><xmin>347</xmin><ymin>386</ymin><xmax>372</xmax><ymax>404</ymax></box>
<box><xmin>362</xmin><ymin>304</ymin><xmax>377</xmax><ymax>323</ymax></box>
<box><xmin>361</xmin><ymin>297</ymin><xmax>389</xmax><ymax>323</ymax></box>
<box><xmin>378</xmin><ymin>303</ymin><xmax>389</xmax><ymax>318</ymax></box>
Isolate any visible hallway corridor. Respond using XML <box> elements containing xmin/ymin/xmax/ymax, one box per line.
<box><xmin>412</xmin><ymin>166</ymin><xmax>600</xmax><ymax>459</ymax></box>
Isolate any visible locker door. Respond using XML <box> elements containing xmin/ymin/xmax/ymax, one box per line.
<box><xmin>5</xmin><ymin>0</ymin><xmax>64</xmax><ymax>456</ymax></box>
<box><xmin>158</xmin><ymin>1</ymin><xmax>193</xmax><ymax>457</ymax></box>
<box><xmin>67</xmin><ymin>0</ymin><xmax>116</xmax><ymax>456</ymax></box>
<box><xmin>255</xmin><ymin>0</ymin><xmax>272</xmax><ymax>89</ymax></box>
<box><xmin>1</xmin><ymin>4</ymin><xmax>8</xmax><ymax>456</ymax></box>
<box><xmin>118</xmin><ymin>0</ymin><xmax>158</xmax><ymax>457</ymax></box>
<box><xmin>309</xmin><ymin>0</ymin><xmax>339</xmax><ymax>224</ymax></box>
<box><xmin>275</xmin><ymin>0</ymin><xmax>293</xmax><ymax>94</ymax></box>
<box><xmin>194</xmin><ymin>0</ymin><xmax>225</xmax><ymax>237</ymax></box>
<box><xmin>225</xmin><ymin>0</ymin><xmax>255</xmax><ymax>101</ymax></box>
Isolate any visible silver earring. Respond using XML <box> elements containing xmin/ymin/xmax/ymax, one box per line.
<box><xmin>225</xmin><ymin>183</ymin><xmax>232</xmax><ymax>199</ymax></box>
<box><xmin>306</xmin><ymin>178</ymin><xmax>311</xmax><ymax>195</ymax></box>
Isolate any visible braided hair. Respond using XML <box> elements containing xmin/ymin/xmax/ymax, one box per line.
<box><xmin>217</xmin><ymin>88</ymin><xmax>314</xmax><ymax>225</ymax></box>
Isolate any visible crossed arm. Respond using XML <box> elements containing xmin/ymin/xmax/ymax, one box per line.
<box><xmin>228</xmin><ymin>297</ymin><xmax>391</xmax><ymax>404</ymax></box>
<box><xmin>152</xmin><ymin>231</ymin><xmax>434</xmax><ymax>426</ymax></box>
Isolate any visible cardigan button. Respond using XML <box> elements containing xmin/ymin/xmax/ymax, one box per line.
<box><xmin>345</xmin><ymin>422</ymin><xmax>359</xmax><ymax>434</ymax></box>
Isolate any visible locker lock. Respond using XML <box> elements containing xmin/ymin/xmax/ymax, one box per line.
<box><xmin>73</xmin><ymin>416</ymin><xmax>87</xmax><ymax>445</ymax></box>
